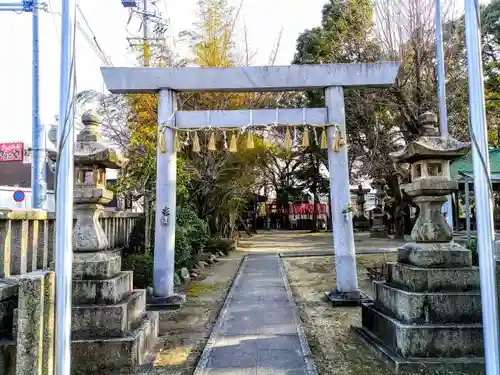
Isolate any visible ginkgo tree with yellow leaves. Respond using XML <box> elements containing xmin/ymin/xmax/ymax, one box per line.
<box><xmin>78</xmin><ymin>0</ymin><xmax>294</xmax><ymax>246</ymax></box>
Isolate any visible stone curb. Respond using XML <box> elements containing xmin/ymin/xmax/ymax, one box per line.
<box><xmin>277</xmin><ymin>255</ymin><xmax>319</xmax><ymax>375</ymax></box>
<box><xmin>192</xmin><ymin>255</ymin><xmax>246</xmax><ymax>375</ymax></box>
<box><xmin>279</xmin><ymin>248</ymin><xmax>398</xmax><ymax>258</ymax></box>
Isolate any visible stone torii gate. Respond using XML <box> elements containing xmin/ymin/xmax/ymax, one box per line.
<box><xmin>101</xmin><ymin>63</ymin><xmax>399</xmax><ymax>305</ymax></box>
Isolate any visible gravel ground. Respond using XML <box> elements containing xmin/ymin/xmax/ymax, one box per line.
<box><xmin>148</xmin><ymin>253</ymin><xmax>244</xmax><ymax>375</ymax></box>
<box><xmin>283</xmin><ymin>254</ymin><xmax>396</xmax><ymax>375</ymax></box>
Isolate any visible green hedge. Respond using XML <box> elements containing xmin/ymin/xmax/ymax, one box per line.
<box><xmin>122</xmin><ymin>205</ymin><xmax>209</xmax><ymax>288</ymax></box>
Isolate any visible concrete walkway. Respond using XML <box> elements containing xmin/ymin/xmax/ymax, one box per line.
<box><xmin>193</xmin><ymin>255</ymin><xmax>316</xmax><ymax>375</ymax></box>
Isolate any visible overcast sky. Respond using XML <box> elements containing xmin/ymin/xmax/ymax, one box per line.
<box><xmin>0</xmin><ymin>0</ymin><xmax>490</xmax><ymax>143</ymax></box>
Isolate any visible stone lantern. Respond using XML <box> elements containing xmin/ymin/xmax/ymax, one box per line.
<box><xmin>48</xmin><ymin>111</ymin><xmax>159</xmax><ymax>374</ymax></box>
<box><xmin>356</xmin><ymin>112</ymin><xmax>483</xmax><ymax>373</ymax></box>
<box><xmin>72</xmin><ymin>111</ymin><xmax>120</xmax><ymax>251</ymax></box>
<box><xmin>370</xmin><ymin>178</ymin><xmax>388</xmax><ymax>238</ymax></box>
<box><xmin>352</xmin><ymin>184</ymin><xmax>370</xmax><ymax>231</ymax></box>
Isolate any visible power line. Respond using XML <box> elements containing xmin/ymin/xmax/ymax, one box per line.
<box><xmin>76</xmin><ymin>4</ymin><xmax>113</xmax><ymax>66</ymax></box>
<box><xmin>44</xmin><ymin>6</ymin><xmax>112</xmax><ymax>67</ymax></box>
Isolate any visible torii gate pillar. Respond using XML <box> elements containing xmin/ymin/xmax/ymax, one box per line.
<box><xmin>101</xmin><ymin>63</ymin><xmax>399</xmax><ymax>306</ymax></box>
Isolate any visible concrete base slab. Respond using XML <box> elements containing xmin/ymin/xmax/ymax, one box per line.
<box><xmin>325</xmin><ymin>290</ymin><xmax>371</xmax><ymax>307</ymax></box>
<box><xmin>353</xmin><ymin>326</ymin><xmax>484</xmax><ymax>375</ymax></box>
<box><xmin>146</xmin><ymin>293</ymin><xmax>186</xmax><ymax>310</ymax></box>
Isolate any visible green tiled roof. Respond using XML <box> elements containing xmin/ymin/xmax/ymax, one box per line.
<box><xmin>450</xmin><ymin>147</ymin><xmax>500</xmax><ymax>178</ymax></box>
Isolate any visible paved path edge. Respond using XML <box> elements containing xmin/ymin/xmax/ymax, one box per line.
<box><xmin>277</xmin><ymin>255</ymin><xmax>318</xmax><ymax>375</ymax></box>
<box><xmin>279</xmin><ymin>248</ymin><xmax>398</xmax><ymax>258</ymax></box>
<box><xmin>192</xmin><ymin>255</ymin><xmax>247</xmax><ymax>375</ymax></box>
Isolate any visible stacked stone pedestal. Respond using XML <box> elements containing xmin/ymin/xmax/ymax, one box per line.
<box><xmin>71</xmin><ymin>251</ymin><xmax>158</xmax><ymax>375</ymax></box>
<box><xmin>47</xmin><ymin>111</ymin><xmax>160</xmax><ymax>374</ymax></box>
<box><xmin>357</xmin><ymin>112</ymin><xmax>483</xmax><ymax>374</ymax></box>
<box><xmin>356</xmin><ymin>242</ymin><xmax>484</xmax><ymax>374</ymax></box>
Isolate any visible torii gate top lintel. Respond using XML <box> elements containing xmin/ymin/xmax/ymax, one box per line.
<box><xmin>101</xmin><ymin>62</ymin><xmax>399</xmax><ymax>94</ymax></box>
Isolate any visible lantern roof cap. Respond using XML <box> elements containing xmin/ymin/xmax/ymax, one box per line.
<box><xmin>389</xmin><ymin>112</ymin><xmax>470</xmax><ymax>164</ymax></box>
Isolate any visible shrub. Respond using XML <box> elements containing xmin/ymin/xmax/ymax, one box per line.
<box><xmin>122</xmin><ymin>251</ymin><xmax>153</xmax><ymax>289</ymax></box>
<box><xmin>466</xmin><ymin>239</ymin><xmax>478</xmax><ymax>266</ymax></box>
<box><xmin>175</xmin><ymin>225</ymin><xmax>192</xmax><ymax>269</ymax></box>
<box><xmin>121</xmin><ymin>205</ymin><xmax>209</xmax><ymax>285</ymax></box>
<box><xmin>176</xmin><ymin>205</ymin><xmax>209</xmax><ymax>251</ymax></box>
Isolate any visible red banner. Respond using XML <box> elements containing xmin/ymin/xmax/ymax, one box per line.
<box><xmin>289</xmin><ymin>203</ymin><xmax>328</xmax><ymax>215</ymax></box>
<box><xmin>0</xmin><ymin>143</ymin><xmax>23</xmax><ymax>162</ymax></box>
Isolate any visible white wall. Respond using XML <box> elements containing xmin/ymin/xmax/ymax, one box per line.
<box><xmin>0</xmin><ymin>186</ymin><xmax>56</xmax><ymax>211</ymax></box>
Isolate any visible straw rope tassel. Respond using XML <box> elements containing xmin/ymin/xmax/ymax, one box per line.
<box><xmin>229</xmin><ymin>131</ymin><xmax>238</xmax><ymax>153</ymax></box>
<box><xmin>192</xmin><ymin>132</ymin><xmax>201</xmax><ymax>153</ymax></box>
<box><xmin>301</xmin><ymin>127</ymin><xmax>310</xmax><ymax>148</ymax></box>
<box><xmin>284</xmin><ymin>127</ymin><xmax>292</xmax><ymax>149</ymax></box>
<box><xmin>320</xmin><ymin>127</ymin><xmax>328</xmax><ymax>149</ymax></box>
<box><xmin>333</xmin><ymin>128</ymin><xmax>341</xmax><ymax>152</ymax></box>
<box><xmin>174</xmin><ymin>130</ymin><xmax>181</xmax><ymax>153</ymax></box>
<box><xmin>208</xmin><ymin>131</ymin><xmax>216</xmax><ymax>151</ymax></box>
<box><xmin>159</xmin><ymin>132</ymin><xmax>167</xmax><ymax>153</ymax></box>
<box><xmin>246</xmin><ymin>131</ymin><xmax>254</xmax><ymax>149</ymax></box>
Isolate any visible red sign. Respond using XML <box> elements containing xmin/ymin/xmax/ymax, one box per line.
<box><xmin>0</xmin><ymin>143</ymin><xmax>23</xmax><ymax>162</ymax></box>
<box><xmin>289</xmin><ymin>203</ymin><xmax>328</xmax><ymax>215</ymax></box>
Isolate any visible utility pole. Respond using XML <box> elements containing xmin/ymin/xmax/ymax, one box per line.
<box><xmin>122</xmin><ymin>0</ymin><xmax>166</xmax><ymax>67</ymax></box>
<box><xmin>32</xmin><ymin>0</ymin><xmax>47</xmax><ymax>210</ymax></box>
<box><xmin>435</xmin><ymin>0</ymin><xmax>452</xmax><ymax>230</ymax></box>
<box><xmin>0</xmin><ymin>1</ymin><xmax>47</xmax><ymax>209</ymax></box>
<box><xmin>55</xmin><ymin>0</ymin><xmax>76</xmax><ymax>373</ymax></box>
<box><xmin>142</xmin><ymin>0</ymin><xmax>150</xmax><ymax>67</ymax></box>
<box><xmin>464</xmin><ymin>1</ymin><xmax>500</xmax><ymax>374</ymax></box>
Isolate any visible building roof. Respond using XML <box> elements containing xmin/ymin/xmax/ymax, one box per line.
<box><xmin>451</xmin><ymin>147</ymin><xmax>500</xmax><ymax>181</ymax></box>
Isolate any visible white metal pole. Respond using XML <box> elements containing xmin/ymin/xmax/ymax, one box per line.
<box><xmin>325</xmin><ymin>86</ymin><xmax>359</xmax><ymax>295</ymax></box>
<box><xmin>464</xmin><ymin>2</ymin><xmax>500</xmax><ymax>374</ymax></box>
<box><xmin>153</xmin><ymin>89</ymin><xmax>177</xmax><ymax>298</ymax></box>
<box><xmin>55</xmin><ymin>0</ymin><xmax>76</xmax><ymax>374</ymax></box>
<box><xmin>435</xmin><ymin>0</ymin><xmax>453</xmax><ymax>230</ymax></box>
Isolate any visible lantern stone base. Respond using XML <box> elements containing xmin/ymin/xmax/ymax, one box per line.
<box><xmin>355</xmin><ymin>243</ymin><xmax>485</xmax><ymax>374</ymax></box>
<box><xmin>69</xmin><ymin>251</ymin><xmax>159</xmax><ymax>375</ymax></box>
<box><xmin>354</xmin><ymin>217</ymin><xmax>370</xmax><ymax>232</ymax></box>
<box><xmin>370</xmin><ymin>212</ymin><xmax>387</xmax><ymax>238</ymax></box>
<box><xmin>71</xmin><ymin>312</ymin><xmax>159</xmax><ymax>375</ymax></box>
<box><xmin>370</xmin><ymin>226</ymin><xmax>388</xmax><ymax>238</ymax></box>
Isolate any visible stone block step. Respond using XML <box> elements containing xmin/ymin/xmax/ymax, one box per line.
<box><xmin>398</xmin><ymin>243</ymin><xmax>472</xmax><ymax>268</ymax></box>
<box><xmin>72</xmin><ymin>251</ymin><xmax>122</xmax><ymax>280</ymax></box>
<box><xmin>361</xmin><ymin>302</ymin><xmax>483</xmax><ymax>358</ymax></box>
<box><xmin>387</xmin><ymin>262</ymin><xmax>480</xmax><ymax>292</ymax></box>
<box><xmin>373</xmin><ymin>281</ymin><xmax>481</xmax><ymax>324</ymax></box>
<box><xmin>72</xmin><ymin>289</ymin><xmax>146</xmax><ymax>339</ymax></box>
<box><xmin>72</xmin><ymin>271</ymin><xmax>133</xmax><ymax>304</ymax></box>
<box><xmin>354</xmin><ymin>326</ymin><xmax>485</xmax><ymax>375</ymax></box>
<box><xmin>71</xmin><ymin>311</ymin><xmax>159</xmax><ymax>375</ymax></box>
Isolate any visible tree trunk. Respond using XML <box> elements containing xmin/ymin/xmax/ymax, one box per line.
<box><xmin>311</xmin><ymin>189</ymin><xmax>319</xmax><ymax>233</ymax></box>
